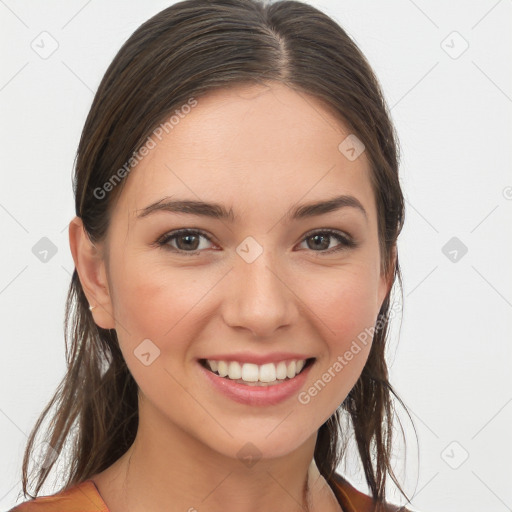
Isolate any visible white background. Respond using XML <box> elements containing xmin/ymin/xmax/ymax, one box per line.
<box><xmin>1</xmin><ymin>1</ymin><xmax>511</xmax><ymax>511</ymax></box>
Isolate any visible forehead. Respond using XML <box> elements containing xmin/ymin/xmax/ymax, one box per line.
<box><xmin>113</xmin><ymin>82</ymin><xmax>376</xmax><ymax>225</ymax></box>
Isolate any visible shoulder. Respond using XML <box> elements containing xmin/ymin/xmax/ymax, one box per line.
<box><xmin>8</xmin><ymin>480</ymin><xmax>109</xmax><ymax>512</ymax></box>
<box><xmin>328</xmin><ymin>472</ymin><xmax>413</xmax><ymax>512</ymax></box>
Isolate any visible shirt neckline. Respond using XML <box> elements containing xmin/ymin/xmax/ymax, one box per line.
<box><xmin>81</xmin><ymin>474</ymin><xmax>358</xmax><ymax>512</ymax></box>
<box><xmin>78</xmin><ymin>479</ymin><xmax>111</xmax><ymax>512</ymax></box>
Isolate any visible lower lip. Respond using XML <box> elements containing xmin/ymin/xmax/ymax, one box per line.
<box><xmin>198</xmin><ymin>360</ymin><xmax>314</xmax><ymax>406</ymax></box>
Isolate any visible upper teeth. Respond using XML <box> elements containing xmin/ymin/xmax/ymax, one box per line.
<box><xmin>207</xmin><ymin>359</ymin><xmax>307</xmax><ymax>383</ymax></box>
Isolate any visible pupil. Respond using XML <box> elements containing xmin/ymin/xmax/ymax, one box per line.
<box><xmin>310</xmin><ymin>234</ymin><xmax>328</xmax><ymax>250</ymax></box>
<box><xmin>179</xmin><ymin>234</ymin><xmax>198</xmax><ymax>250</ymax></box>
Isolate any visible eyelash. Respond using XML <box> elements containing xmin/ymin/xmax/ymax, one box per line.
<box><xmin>154</xmin><ymin>228</ymin><xmax>356</xmax><ymax>256</ymax></box>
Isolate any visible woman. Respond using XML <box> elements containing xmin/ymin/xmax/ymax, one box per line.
<box><xmin>10</xmin><ymin>0</ymin><xmax>415</xmax><ymax>511</ymax></box>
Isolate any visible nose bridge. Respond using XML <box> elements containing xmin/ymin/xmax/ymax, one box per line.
<box><xmin>223</xmin><ymin>237</ymin><xmax>295</xmax><ymax>336</ymax></box>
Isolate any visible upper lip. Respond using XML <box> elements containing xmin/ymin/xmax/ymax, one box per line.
<box><xmin>199</xmin><ymin>352</ymin><xmax>314</xmax><ymax>365</ymax></box>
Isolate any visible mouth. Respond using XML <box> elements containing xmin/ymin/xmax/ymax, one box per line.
<box><xmin>198</xmin><ymin>357</ymin><xmax>316</xmax><ymax>387</ymax></box>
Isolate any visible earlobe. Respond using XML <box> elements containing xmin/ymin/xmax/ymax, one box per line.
<box><xmin>68</xmin><ymin>216</ymin><xmax>116</xmax><ymax>330</ymax></box>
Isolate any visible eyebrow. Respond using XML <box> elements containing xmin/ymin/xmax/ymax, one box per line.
<box><xmin>136</xmin><ymin>194</ymin><xmax>367</xmax><ymax>222</ymax></box>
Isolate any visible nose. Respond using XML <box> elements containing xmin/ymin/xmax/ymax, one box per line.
<box><xmin>221</xmin><ymin>251</ymin><xmax>297</xmax><ymax>338</ymax></box>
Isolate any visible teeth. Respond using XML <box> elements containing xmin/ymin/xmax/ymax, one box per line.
<box><xmin>259</xmin><ymin>363</ymin><xmax>276</xmax><ymax>383</ymax></box>
<box><xmin>276</xmin><ymin>361</ymin><xmax>287</xmax><ymax>380</ymax></box>
<box><xmin>217</xmin><ymin>361</ymin><xmax>228</xmax><ymax>377</ymax></box>
<box><xmin>205</xmin><ymin>358</ymin><xmax>309</xmax><ymax>383</ymax></box>
<box><xmin>228</xmin><ymin>361</ymin><xmax>242</xmax><ymax>380</ymax></box>
<box><xmin>286</xmin><ymin>360</ymin><xmax>296</xmax><ymax>379</ymax></box>
<box><xmin>242</xmin><ymin>363</ymin><xmax>259</xmax><ymax>382</ymax></box>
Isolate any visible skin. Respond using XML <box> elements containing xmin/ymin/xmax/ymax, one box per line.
<box><xmin>69</xmin><ymin>82</ymin><xmax>394</xmax><ymax>512</ymax></box>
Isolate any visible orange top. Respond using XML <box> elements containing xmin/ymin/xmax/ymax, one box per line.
<box><xmin>8</xmin><ymin>473</ymin><xmax>407</xmax><ymax>512</ymax></box>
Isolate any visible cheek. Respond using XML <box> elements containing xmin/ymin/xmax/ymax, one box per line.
<box><xmin>300</xmin><ymin>261</ymin><xmax>381</xmax><ymax>342</ymax></box>
<box><xmin>107</xmin><ymin>262</ymin><xmax>215</xmax><ymax>408</ymax></box>
<box><xmin>111</xmin><ymin>253</ymin><xmax>180</xmax><ymax>329</ymax></box>
<box><xmin>296</xmin><ymin>265</ymin><xmax>380</xmax><ymax>404</ymax></box>
<box><xmin>108</xmin><ymin>256</ymin><xmax>221</xmax><ymax>358</ymax></box>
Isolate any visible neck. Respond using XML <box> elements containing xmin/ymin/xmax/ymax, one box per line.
<box><xmin>91</xmin><ymin>400</ymin><xmax>340</xmax><ymax>512</ymax></box>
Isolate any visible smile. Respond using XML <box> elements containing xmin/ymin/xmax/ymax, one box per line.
<box><xmin>198</xmin><ymin>357</ymin><xmax>316</xmax><ymax>406</ymax></box>
<box><xmin>199</xmin><ymin>358</ymin><xmax>315</xmax><ymax>386</ymax></box>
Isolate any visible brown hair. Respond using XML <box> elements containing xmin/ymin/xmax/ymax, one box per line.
<box><xmin>20</xmin><ymin>0</ymin><xmax>415</xmax><ymax>508</ymax></box>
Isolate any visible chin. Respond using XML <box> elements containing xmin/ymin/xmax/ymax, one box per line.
<box><xmin>197</xmin><ymin>421</ymin><xmax>317</xmax><ymax>464</ymax></box>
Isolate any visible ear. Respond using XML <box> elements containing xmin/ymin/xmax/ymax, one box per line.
<box><xmin>68</xmin><ymin>216</ymin><xmax>115</xmax><ymax>329</ymax></box>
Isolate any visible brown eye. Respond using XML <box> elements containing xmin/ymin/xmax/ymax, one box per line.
<box><xmin>299</xmin><ymin>230</ymin><xmax>355</xmax><ymax>253</ymax></box>
<box><xmin>157</xmin><ymin>229</ymin><xmax>214</xmax><ymax>255</ymax></box>
<box><xmin>175</xmin><ymin>233</ymin><xmax>201</xmax><ymax>250</ymax></box>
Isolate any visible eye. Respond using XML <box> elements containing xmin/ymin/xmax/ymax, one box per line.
<box><xmin>298</xmin><ymin>229</ymin><xmax>356</xmax><ymax>254</ymax></box>
<box><xmin>156</xmin><ymin>229</ymin><xmax>215</xmax><ymax>255</ymax></box>
<box><xmin>155</xmin><ymin>228</ymin><xmax>356</xmax><ymax>256</ymax></box>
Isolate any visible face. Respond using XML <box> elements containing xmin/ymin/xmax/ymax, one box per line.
<box><xmin>80</xmin><ymin>82</ymin><xmax>390</xmax><ymax>461</ymax></box>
